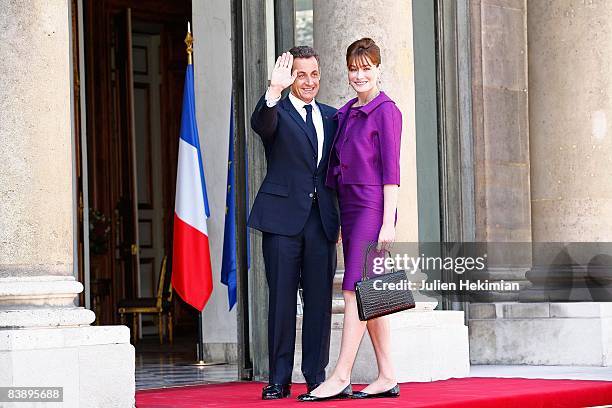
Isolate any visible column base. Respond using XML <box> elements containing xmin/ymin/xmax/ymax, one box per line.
<box><xmin>469</xmin><ymin>302</ymin><xmax>612</xmax><ymax>365</ymax></box>
<box><xmin>0</xmin><ymin>307</ymin><xmax>95</xmax><ymax>328</ymax></box>
<box><xmin>201</xmin><ymin>342</ymin><xmax>237</xmax><ymax>364</ymax></box>
<box><xmin>0</xmin><ymin>325</ymin><xmax>134</xmax><ymax>407</ymax></box>
<box><xmin>293</xmin><ymin>309</ymin><xmax>469</xmax><ymax>383</ymax></box>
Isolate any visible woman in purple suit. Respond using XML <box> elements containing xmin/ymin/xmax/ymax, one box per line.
<box><xmin>298</xmin><ymin>38</ymin><xmax>401</xmax><ymax>402</ymax></box>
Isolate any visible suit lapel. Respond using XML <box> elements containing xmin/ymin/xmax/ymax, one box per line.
<box><xmin>281</xmin><ymin>98</ymin><xmax>316</xmax><ymax>153</ymax></box>
<box><xmin>318</xmin><ymin>104</ymin><xmax>334</xmax><ymax>169</ymax></box>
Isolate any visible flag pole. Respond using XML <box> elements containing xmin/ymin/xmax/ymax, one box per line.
<box><xmin>186</xmin><ymin>21</ymin><xmax>193</xmax><ymax>65</ymax></box>
<box><xmin>182</xmin><ymin>21</ymin><xmax>224</xmax><ymax>368</ymax></box>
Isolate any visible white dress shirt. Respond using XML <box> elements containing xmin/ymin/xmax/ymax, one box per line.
<box><xmin>265</xmin><ymin>89</ymin><xmax>324</xmax><ymax>166</ymax></box>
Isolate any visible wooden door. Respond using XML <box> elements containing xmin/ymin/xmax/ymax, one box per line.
<box><xmin>83</xmin><ymin>0</ymin><xmax>194</xmax><ymax>331</ymax></box>
<box><xmin>132</xmin><ymin>29</ymin><xmax>166</xmax><ymax>335</ymax></box>
<box><xmin>112</xmin><ymin>8</ymin><xmax>141</xmax><ymax>301</ymax></box>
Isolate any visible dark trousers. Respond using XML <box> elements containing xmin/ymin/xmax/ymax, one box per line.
<box><xmin>262</xmin><ymin>202</ymin><xmax>337</xmax><ymax>385</ymax></box>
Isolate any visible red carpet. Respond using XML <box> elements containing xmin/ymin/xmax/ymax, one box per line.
<box><xmin>136</xmin><ymin>378</ymin><xmax>612</xmax><ymax>407</ymax></box>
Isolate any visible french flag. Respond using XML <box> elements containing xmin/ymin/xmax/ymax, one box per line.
<box><xmin>171</xmin><ymin>62</ymin><xmax>213</xmax><ymax>312</ymax></box>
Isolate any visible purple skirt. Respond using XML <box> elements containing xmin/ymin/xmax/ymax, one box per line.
<box><xmin>337</xmin><ymin>181</ymin><xmax>384</xmax><ymax>291</ymax></box>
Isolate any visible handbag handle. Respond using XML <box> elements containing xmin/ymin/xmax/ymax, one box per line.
<box><xmin>361</xmin><ymin>242</ymin><xmax>395</xmax><ymax>281</ymax></box>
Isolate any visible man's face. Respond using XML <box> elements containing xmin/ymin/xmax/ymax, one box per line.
<box><xmin>290</xmin><ymin>56</ymin><xmax>320</xmax><ymax>104</ymax></box>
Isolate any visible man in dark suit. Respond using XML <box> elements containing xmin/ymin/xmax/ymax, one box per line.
<box><xmin>249</xmin><ymin>46</ymin><xmax>339</xmax><ymax>400</ymax></box>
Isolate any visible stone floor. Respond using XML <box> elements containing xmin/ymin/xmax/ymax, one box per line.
<box><xmin>136</xmin><ymin>355</ymin><xmax>238</xmax><ymax>390</ymax></box>
<box><xmin>134</xmin><ymin>335</ymin><xmax>239</xmax><ymax>390</ymax></box>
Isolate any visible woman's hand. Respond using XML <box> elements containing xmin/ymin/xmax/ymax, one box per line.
<box><xmin>379</xmin><ymin>185</ymin><xmax>399</xmax><ymax>251</ymax></box>
<box><xmin>268</xmin><ymin>52</ymin><xmax>297</xmax><ymax>99</ymax></box>
<box><xmin>377</xmin><ymin>222</ymin><xmax>395</xmax><ymax>251</ymax></box>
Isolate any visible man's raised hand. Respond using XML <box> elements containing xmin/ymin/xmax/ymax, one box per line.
<box><xmin>268</xmin><ymin>52</ymin><xmax>297</xmax><ymax>99</ymax></box>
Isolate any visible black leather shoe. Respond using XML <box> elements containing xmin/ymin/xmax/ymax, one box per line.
<box><xmin>306</xmin><ymin>382</ymin><xmax>321</xmax><ymax>393</ymax></box>
<box><xmin>297</xmin><ymin>384</ymin><xmax>352</xmax><ymax>402</ymax></box>
<box><xmin>351</xmin><ymin>384</ymin><xmax>400</xmax><ymax>399</ymax></box>
<box><xmin>262</xmin><ymin>384</ymin><xmax>291</xmax><ymax>400</ymax></box>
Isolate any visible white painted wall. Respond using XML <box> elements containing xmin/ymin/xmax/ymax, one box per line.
<box><xmin>192</xmin><ymin>0</ymin><xmax>236</xmax><ymax>346</ymax></box>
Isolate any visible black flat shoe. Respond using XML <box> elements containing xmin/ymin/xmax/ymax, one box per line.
<box><xmin>351</xmin><ymin>384</ymin><xmax>400</xmax><ymax>399</ymax></box>
<box><xmin>297</xmin><ymin>384</ymin><xmax>352</xmax><ymax>402</ymax></box>
<box><xmin>262</xmin><ymin>384</ymin><xmax>291</xmax><ymax>400</ymax></box>
<box><xmin>307</xmin><ymin>382</ymin><xmax>322</xmax><ymax>393</ymax></box>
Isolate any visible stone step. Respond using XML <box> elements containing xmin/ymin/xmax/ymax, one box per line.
<box><xmin>332</xmin><ymin>299</ymin><xmax>345</xmax><ymax>314</ymax></box>
<box><xmin>333</xmin><ymin>270</ymin><xmax>345</xmax><ymax>313</ymax></box>
<box><xmin>294</xmin><ymin>310</ymin><xmax>470</xmax><ymax>383</ymax></box>
<box><xmin>333</xmin><ymin>270</ymin><xmax>344</xmax><ymax>295</ymax></box>
<box><xmin>469</xmin><ymin>302</ymin><xmax>612</xmax><ymax>366</ymax></box>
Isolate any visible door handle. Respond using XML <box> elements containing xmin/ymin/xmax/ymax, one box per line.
<box><xmin>131</xmin><ymin>244</ymin><xmax>139</xmax><ymax>255</ymax></box>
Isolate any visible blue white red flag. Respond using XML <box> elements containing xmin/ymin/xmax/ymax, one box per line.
<box><xmin>171</xmin><ymin>63</ymin><xmax>213</xmax><ymax>312</ymax></box>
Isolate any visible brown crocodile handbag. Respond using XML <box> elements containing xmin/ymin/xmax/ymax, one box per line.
<box><xmin>355</xmin><ymin>242</ymin><xmax>416</xmax><ymax>321</ymax></box>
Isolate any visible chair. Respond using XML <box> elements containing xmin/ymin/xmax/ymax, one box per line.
<box><xmin>118</xmin><ymin>256</ymin><xmax>173</xmax><ymax>344</ymax></box>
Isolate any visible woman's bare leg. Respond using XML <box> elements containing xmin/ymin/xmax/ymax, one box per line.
<box><xmin>309</xmin><ymin>290</ymin><xmax>366</xmax><ymax>397</ymax></box>
<box><xmin>360</xmin><ymin>315</ymin><xmax>397</xmax><ymax>394</ymax></box>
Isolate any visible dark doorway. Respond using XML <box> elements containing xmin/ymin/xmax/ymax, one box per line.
<box><xmin>80</xmin><ymin>0</ymin><xmax>197</xmax><ymax>344</ymax></box>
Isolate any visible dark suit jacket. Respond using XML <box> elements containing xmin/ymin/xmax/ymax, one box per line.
<box><xmin>248</xmin><ymin>94</ymin><xmax>340</xmax><ymax>241</ymax></box>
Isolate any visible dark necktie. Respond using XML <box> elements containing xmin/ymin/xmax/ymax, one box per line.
<box><xmin>304</xmin><ymin>104</ymin><xmax>318</xmax><ymax>148</ymax></box>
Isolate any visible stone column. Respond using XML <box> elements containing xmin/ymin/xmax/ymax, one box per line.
<box><xmin>528</xmin><ymin>0</ymin><xmax>612</xmax><ymax>243</ymax></box>
<box><xmin>313</xmin><ymin>0</ymin><xmax>418</xmax><ymax>244</ymax></box>
<box><xmin>468</xmin><ymin>0</ymin><xmax>531</xmax><ymax>302</ymax></box>
<box><xmin>313</xmin><ymin>0</ymin><xmax>422</xmax><ymax>300</ymax></box>
<box><xmin>470</xmin><ymin>0</ymin><xmax>612</xmax><ymax>367</ymax></box>
<box><xmin>313</xmin><ymin>0</ymin><xmax>421</xmax><ymax>308</ymax></box>
<box><xmin>0</xmin><ymin>1</ymin><xmax>133</xmax><ymax>406</ymax></box>
<box><xmin>0</xmin><ymin>1</ymin><xmax>93</xmax><ymax>328</ymax></box>
<box><xmin>525</xmin><ymin>0</ymin><xmax>612</xmax><ymax>299</ymax></box>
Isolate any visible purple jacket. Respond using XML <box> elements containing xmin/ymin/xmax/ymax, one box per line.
<box><xmin>325</xmin><ymin>91</ymin><xmax>402</xmax><ymax>188</ymax></box>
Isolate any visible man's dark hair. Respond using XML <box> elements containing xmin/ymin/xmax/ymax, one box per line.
<box><xmin>289</xmin><ymin>46</ymin><xmax>320</xmax><ymax>66</ymax></box>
